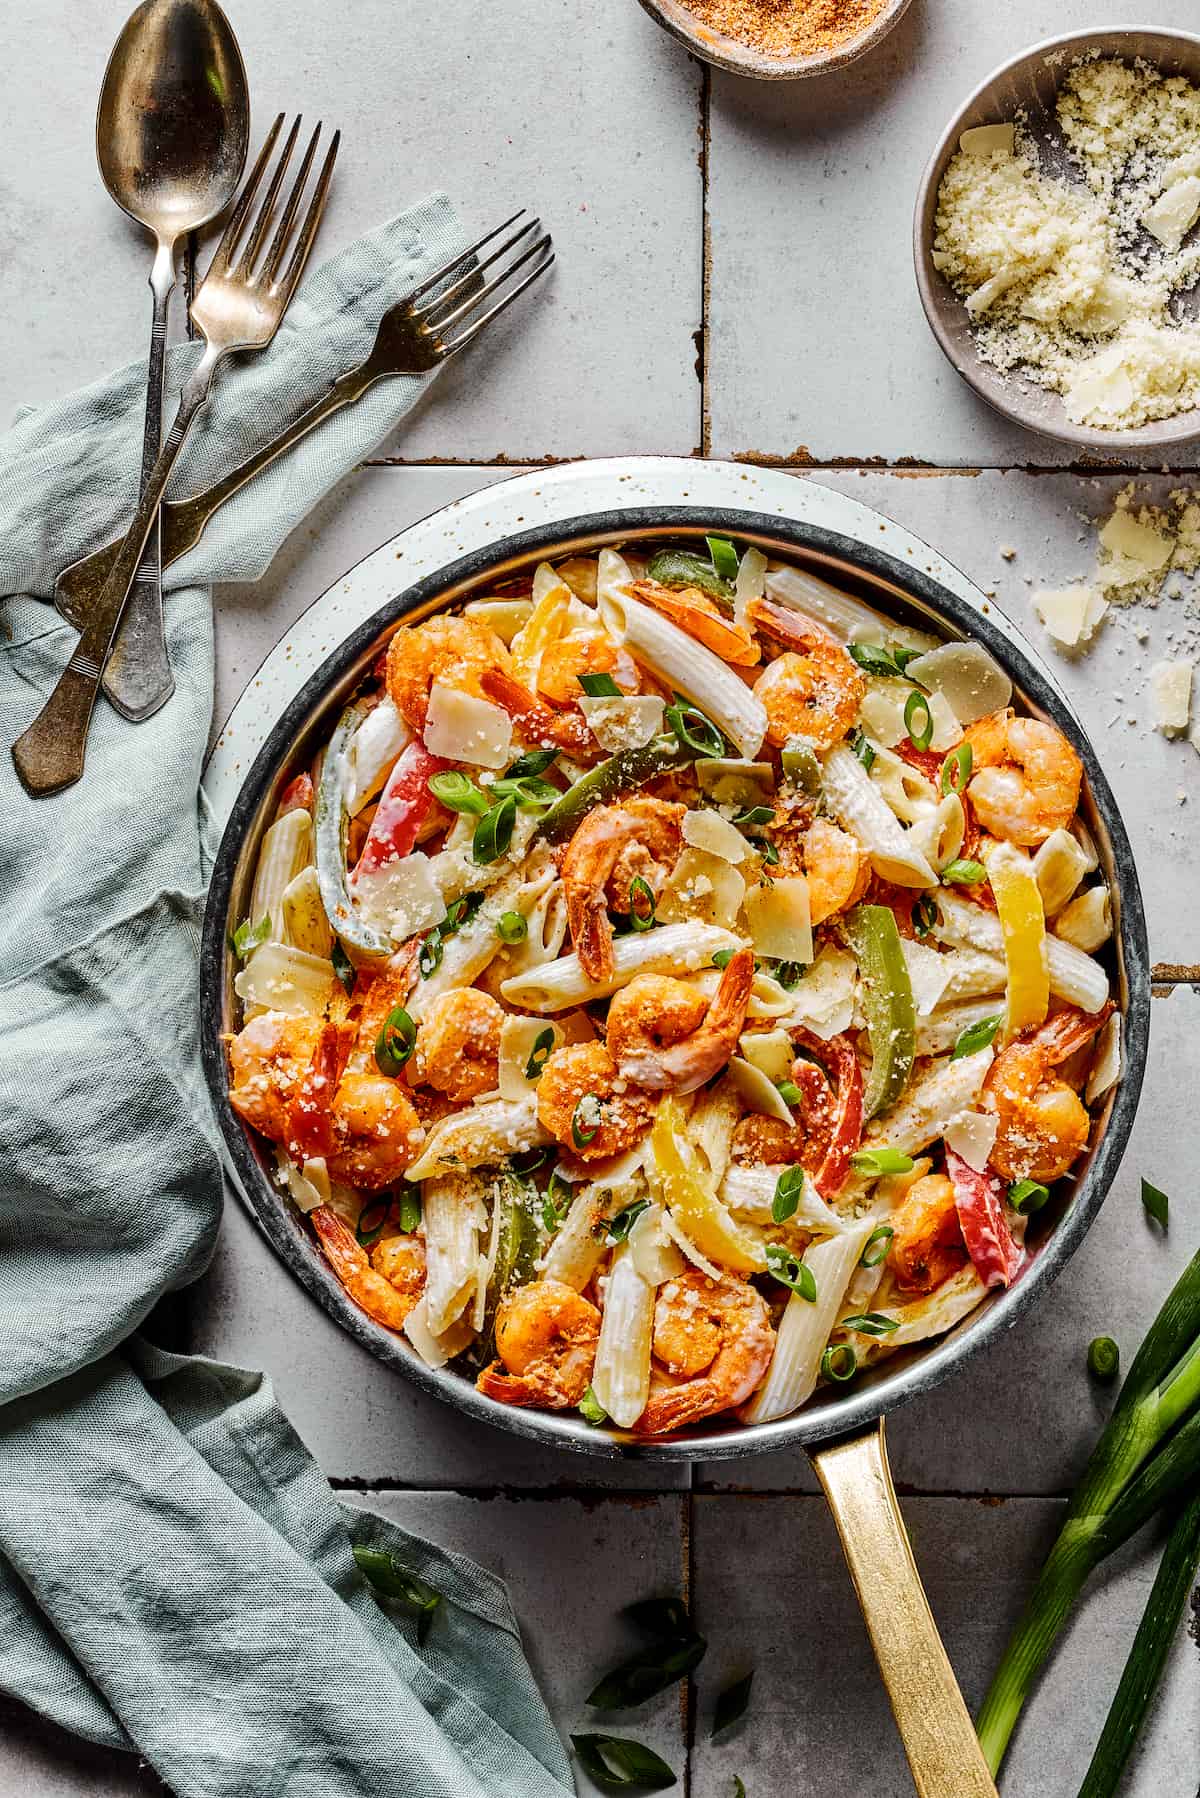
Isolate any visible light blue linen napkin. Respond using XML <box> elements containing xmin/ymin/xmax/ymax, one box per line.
<box><xmin>0</xmin><ymin>196</ymin><xmax>574</xmax><ymax>1798</ymax></box>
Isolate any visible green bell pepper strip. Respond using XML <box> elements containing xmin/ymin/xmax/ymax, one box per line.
<box><xmin>470</xmin><ymin>1169</ymin><xmax>541</xmax><ymax>1366</ymax></box>
<box><xmin>314</xmin><ymin>700</ymin><xmax>395</xmax><ymax>962</ymax></box>
<box><xmin>843</xmin><ymin>903</ymin><xmax>916</xmax><ymax>1120</ymax></box>
<box><xmin>645</xmin><ymin>548</ymin><xmax>734</xmax><ymax>606</ymax></box>
<box><xmin>535</xmin><ymin>733</ymin><xmax>698</xmax><ymax>845</ymax></box>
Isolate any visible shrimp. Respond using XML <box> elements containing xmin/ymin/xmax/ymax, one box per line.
<box><xmin>228</xmin><ymin>1012</ymin><xmax>323</xmax><ymax>1140</ymax></box>
<box><xmin>288</xmin><ymin>1021</ymin><xmax>425</xmax><ymax>1191</ymax></box>
<box><xmin>731</xmin><ymin>1029</ymin><xmax>863</xmax><ymax>1197</ymax></box>
<box><xmin>478</xmin><ymin>666</ymin><xmax>594</xmax><ymax>756</ymax></box>
<box><xmin>606</xmin><ymin>948</ymin><xmax>754</xmax><ymax>1094</ymax></box>
<box><xmin>536</xmin><ymin>1040</ymin><xmax>655</xmax><ymax>1162</ymax></box>
<box><xmin>475</xmin><ymin>1278</ymin><xmax>601</xmax><ymax>1408</ymax></box>
<box><xmin>745</xmin><ymin>598</ymin><xmax>866</xmax><ymax>751</ymax></box>
<box><xmin>634</xmin><ymin>1269</ymin><xmax>774</xmax><ymax>1436</ymax></box>
<box><xmin>410</xmin><ymin>987</ymin><xmax>504</xmax><ymax>1102</ymax></box>
<box><xmin>801</xmin><ymin>819</ymin><xmax>869</xmax><ymax>925</ymax></box>
<box><xmin>386</xmin><ymin>614</ymin><xmax>511</xmax><ymax>733</ymax></box>
<box><xmin>561</xmin><ymin>796</ymin><xmax>684</xmax><ymax>982</ymax></box>
<box><xmin>630</xmin><ymin>579</ymin><xmax>759</xmax><ymax>667</ymax></box>
<box><xmin>983</xmin><ymin>1003</ymin><xmax>1111</xmax><ymax>1183</ymax></box>
<box><xmin>964</xmin><ymin>709</ymin><xmax>1082</xmax><ymax>848</ymax></box>
<box><xmin>311</xmin><ymin>1206</ymin><xmax>426</xmax><ymax>1330</ymax></box>
<box><xmin>537</xmin><ymin>631</ymin><xmax>639</xmax><ymax>705</ymax></box>
<box><xmin>887</xmin><ymin>1174</ymin><xmax>966</xmax><ymax>1292</ymax></box>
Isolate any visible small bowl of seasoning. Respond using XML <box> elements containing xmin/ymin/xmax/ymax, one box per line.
<box><xmin>637</xmin><ymin>0</ymin><xmax>913</xmax><ymax>80</ymax></box>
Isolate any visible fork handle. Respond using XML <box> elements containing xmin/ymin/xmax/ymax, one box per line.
<box><xmin>55</xmin><ymin>359</ymin><xmax>377</xmax><ymax>630</ymax></box>
<box><xmin>12</xmin><ymin>351</ymin><xmax>220</xmax><ymax>798</ymax></box>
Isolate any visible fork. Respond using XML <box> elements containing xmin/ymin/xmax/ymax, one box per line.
<box><xmin>54</xmin><ymin>213</ymin><xmax>554</xmax><ymax>631</ymax></box>
<box><xmin>13</xmin><ymin>112</ymin><xmax>338</xmax><ymax>798</ymax></box>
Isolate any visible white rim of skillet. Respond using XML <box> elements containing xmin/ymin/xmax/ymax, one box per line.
<box><xmin>204</xmin><ymin>454</ymin><xmax>1079</xmax><ymax>819</ymax></box>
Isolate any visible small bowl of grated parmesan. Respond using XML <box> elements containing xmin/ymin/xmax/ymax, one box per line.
<box><xmin>915</xmin><ymin>28</ymin><xmax>1200</xmax><ymax>450</ymax></box>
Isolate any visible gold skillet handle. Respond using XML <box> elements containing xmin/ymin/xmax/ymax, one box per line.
<box><xmin>811</xmin><ymin>1419</ymin><xmax>998</xmax><ymax>1798</ymax></box>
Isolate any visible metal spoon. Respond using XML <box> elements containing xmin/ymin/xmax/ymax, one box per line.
<box><xmin>95</xmin><ymin>0</ymin><xmax>248</xmax><ymax>720</ymax></box>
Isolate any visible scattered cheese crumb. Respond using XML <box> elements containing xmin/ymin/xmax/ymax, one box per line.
<box><xmin>1150</xmin><ymin>660</ymin><xmax>1193</xmax><ymax>734</ymax></box>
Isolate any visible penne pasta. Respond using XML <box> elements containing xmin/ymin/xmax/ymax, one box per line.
<box><xmin>865</xmin><ymin>1049</ymin><xmax>994</xmax><ymax>1157</ymax></box>
<box><xmin>743</xmin><ymin>1224</ymin><xmax>875</xmax><ymax>1422</ymax></box>
<box><xmin>1054</xmin><ymin>884</ymin><xmax>1112</xmax><ymax>954</ymax></box>
<box><xmin>249</xmin><ymin>807</ymin><xmax>313</xmax><ymax>940</ymax></box>
<box><xmin>933</xmin><ymin>890</ymin><xmax>1109</xmax><ymax>1012</ymax></box>
<box><xmin>405</xmin><ymin>1099</ymin><xmax>551</xmax><ymax>1183</ymax></box>
<box><xmin>1033</xmin><ymin>827</ymin><xmax>1091</xmax><ymax>917</ymax></box>
<box><xmin>823</xmin><ymin>745</ymin><xmax>937</xmax><ymax>887</ymax></box>
<box><xmin>500</xmin><ymin>922</ymin><xmax>742</xmax><ymax>1013</ymax></box>
<box><xmin>590</xmin><ymin>1245</ymin><xmax>655</xmax><ymax>1427</ymax></box>
<box><xmin>423</xmin><ymin>1172</ymin><xmax>487</xmax><ymax>1336</ymax></box>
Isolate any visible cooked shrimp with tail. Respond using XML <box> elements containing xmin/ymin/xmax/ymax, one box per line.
<box><xmin>635</xmin><ymin>1270</ymin><xmax>774</xmax><ymax>1436</ymax></box>
<box><xmin>606</xmin><ymin>948</ymin><xmax>754</xmax><ymax>1094</ymax></box>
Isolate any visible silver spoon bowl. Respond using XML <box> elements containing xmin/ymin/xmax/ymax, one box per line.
<box><xmin>96</xmin><ymin>0</ymin><xmax>249</xmax><ymax>719</ymax></box>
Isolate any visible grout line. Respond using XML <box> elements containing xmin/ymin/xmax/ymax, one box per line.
<box><xmin>358</xmin><ymin>452</ymin><xmax>1200</xmax><ymax>478</ymax></box>
<box><xmin>331</xmin><ymin>1477</ymin><xmax>693</xmax><ymax>1499</ymax></box>
<box><xmin>698</xmin><ymin>61</ymin><xmax>712</xmax><ymax>461</ymax></box>
<box><xmin>331</xmin><ymin>1476</ymin><xmax>1072</xmax><ymax>1502</ymax></box>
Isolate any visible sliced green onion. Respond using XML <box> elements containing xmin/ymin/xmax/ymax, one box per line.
<box><xmin>782</xmin><ymin>736</ymin><xmax>823</xmax><ymax>790</ymax></box>
<box><xmin>849</xmin><ymin>728</ymin><xmax>876</xmax><ymax>773</ymax></box>
<box><xmin>442</xmin><ymin>891</ymin><xmax>484</xmax><ymax>937</ymax></box>
<box><xmin>1142</xmin><ymin>1178</ymin><xmax>1169</xmax><ymax>1228</ymax></box>
<box><xmin>505</xmin><ymin>747</ymin><xmax>558</xmax><ymax>779</ymax></box>
<box><xmin>497</xmin><ymin>910</ymin><xmax>528</xmax><ymax>945</ymax></box>
<box><xmin>860</xmin><ymin>1225</ymin><xmax>894</xmax><ymax>1268</ymax></box>
<box><xmin>773</xmin><ymin>960</ymin><xmax>806</xmax><ymax>990</ymax></box>
<box><xmin>356</xmin><ymin>1196</ymin><xmax>389</xmax><ymax>1247</ymax></box>
<box><xmin>578</xmin><ymin>1386</ymin><xmax>608</xmax><ymax>1426</ymax></box>
<box><xmin>712</xmin><ymin>1670</ymin><xmax>753</xmax><ymax>1736</ymax></box>
<box><xmin>840</xmin><ymin>1312</ymin><xmax>900</xmax><ymax>1337</ymax></box>
<box><xmin>766</xmin><ymin>1242</ymin><xmax>817</xmax><ymax>1301</ymax></box>
<box><xmin>941</xmin><ymin>857</ymin><xmax>987</xmax><ymax>887</ymax></box>
<box><xmin>706</xmin><ymin>534</ymin><xmax>740</xmax><ymax>582</ymax></box>
<box><xmin>776</xmin><ymin>1080</ymin><xmax>803</xmax><ymax>1108</ymax></box>
<box><xmin>490</xmin><ymin>774</ymin><xmax>560</xmax><ymax>808</ymax></box>
<box><xmin>912</xmin><ymin>895</ymin><xmax>937</xmax><ymax>938</ymax></box>
<box><xmin>428</xmin><ymin>769</ymin><xmax>489</xmax><ymax>815</ymax></box>
<box><xmin>734</xmin><ymin>805</ymin><xmax>774</xmax><ymax>827</ymax></box>
<box><xmin>1088</xmin><ymin>1336</ymin><xmax>1120</xmax><ymax>1382</ymax></box>
<box><xmin>848</xmin><ymin>642</ymin><xmax>924</xmax><ymax>681</ymax></box>
<box><xmin>629</xmin><ymin>875</ymin><xmax>656</xmax><ymax>931</ymax></box>
<box><xmin>646</xmin><ymin>547</ymin><xmax>734</xmax><ymax>602</ymax></box>
<box><xmin>604</xmin><ymin>1199</ymin><xmax>652</xmax><ymax>1245</ymax></box>
<box><xmin>755</xmin><ymin>838</ymin><xmax>780</xmax><ymax>868</ymax></box>
<box><xmin>850</xmin><ymin>1147</ymin><xmax>914</xmax><ymax>1177</ymax></box>
<box><xmin>353</xmin><ymin>1545</ymin><xmax>442</xmax><ymax>1643</ymax></box>
<box><xmin>232</xmin><ymin>913</ymin><xmax>271</xmax><ymax>959</ymax></box>
<box><xmin>374</xmin><ymin>1005</ymin><xmax>416</xmax><ymax>1075</ymax></box>
<box><xmin>418</xmin><ymin>932</ymin><xmax>444</xmax><ymax>978</ymax></box>
<box><xmin>904</xmin><ymin>689</ymin><xmax>933</xmax><ymax>750</ymax></box>
<box><xmin>771</xmin><ymin>1164</ymin><xmax>806</xmax><ymax>1223</ymax></box>
<box><xmin>572</xmin><ymin>1094</ymin><xmax>602</xmax><ymax>1149</ymax></box>
<box><xmin>1008</xmin><ymin>1177</ymin><xmax>1050</xmax><ymax>1214</ymax></box>
<box><xmin>821</xmin><ymin>1343</ymin><xmax>858</xmax><ymax>1382</ymax></box>
<box><xmin>397</xmin><ymin>1184</ymin><xmax>422</xmax><ymax>1233</ymax></box>
<box><xmin>331</xmin><ymin>936</ymin><xmax>356</xmax><ymax>995</ymax></box>
<box><xmin>940</xmin><ymin>743</ymin><xmax>973</xmax><ymax>795</ymax></box>
<box><xmin>525</xmin><ymin>1027</ymin><xmax>555</xmax><ymax>1081</ymax></box>
<box><xmin>712</xmin><ymin>948</ymin><xmax>735</xmax><ymax>970</ymax></box>
<box><xmin>952</xmin><ymin>1015</ymin><xmax>1001</xmax><ymax>1059</ymax></box>
<box><xmin>665</xmin><ymin>701</ymin><xmax>724</xmax><ymax>759</ymax></box>
<box><xmin>472</xmin><ymin>795</ymin><xmax>517</xmax><ymax>865</ymax></box>
<box><xmin>541</xmin><ymin>1168</ymin><xmax>573</xmax><ymax>1232</ymax></box>
<box><xmin>578</xmin><ymin>671</ymin><xmax>623</xmax><ymax>698</ymax></box>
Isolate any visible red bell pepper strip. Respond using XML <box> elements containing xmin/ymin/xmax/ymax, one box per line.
<box><xmin>791</xmin><ymin>1027</ymin><xmax>864</xmax><ymax>1198</ymax></box>
<box><xmin>277</xmin><ymin>772</ymin><xmax>314</xmax><ymax>816</ymax></box>
<box><xmin>350</xmin><ymin>741</ymin><xmax>448</xmax><ymax>885</ymax></box>
<box><xmin>946</xmin><ymin>1146</ymin><xmax>1022</xmax><ymax>1289</ymax></box>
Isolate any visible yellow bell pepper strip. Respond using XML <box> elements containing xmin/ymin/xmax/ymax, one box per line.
<box><xmin>651</xmin><ymin>1100</ymin><xmax>766</xmax><ymax>1274</ymax></box>
<box><xmin>843</xmin><ymin>903</ymin><xmax>916</xmax><ymax>1120</ymax></box>
<box><xmin>945</xmin><ymin>1147</ymin><xmax>1021</xmax><ymax>1289</ymax></box>
<box><xmin>986</xmin><ymin>841</ymin><xmax>1049</xmax><ymax>1038</ymax></box>
<box><xmin>509</xmin><ymin>571</ymin><xmax>571</xmax><ymax>689</ymax></box>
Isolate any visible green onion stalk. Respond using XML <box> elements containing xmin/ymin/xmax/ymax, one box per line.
<box><xmin>977</xmin><ymin>1241</ymin><xmax>1200</xmax><ymax>1772</ymax></box>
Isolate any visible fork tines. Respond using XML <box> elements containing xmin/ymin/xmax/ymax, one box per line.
<box><xmin>207</xmin><ymin>112</ymin><xmax>340</xmax><ymax>294</ymax></box>
<box><xmin>410</xmin><ymin>210</ymin><xmax>554</xmax><ymax>356</ymax></box>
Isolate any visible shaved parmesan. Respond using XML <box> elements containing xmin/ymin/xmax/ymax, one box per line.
<box><xmin>726</xmin><ymin>1056</ymin><xmax>793</xmax><ymax>1125</ymax></box>
<box><xmin>1032</xmin><ymin>585</ymin><xmax>1108</xmax><ymax>649</ymax></box>
<box><xmin>422</xmin><ymin>682</ymin><xmax>512</xmax><ymax>770</ymax></box>
<box><xmin>1143</xmin><ymin>174</ymin><xmax>1200</xmax><ymax>249</ymax></box>
<box><xmin>905</xmin><ymin>641</ymin><xmax>1012</xmax><ymax>724</ymax></box>
<box><xmin>1099</xmin><ymin>509</ymin><xmax>1173</xmax><ymax>578</ymax></box>
<box><xmin>1086</xmin><ymin>1012</ymin><xmax>1122</xmax><ymax>1105</ymax></box>
<box><xmin>960</xmin><ymin>123</ymin><xmax>1015</xmax><ymax>158</ymax></box>
<box><xmin>498</xmin><ymin>1015</ymin><xmax>563</xmax><ymax>1101</ymax></box>
<box><xmin>744</xmin><ymin>876</ymin><xmax>813</xmax><ymax>965</ymax></box>
<box><xmin>695</xmin><ymin>758</ymin><xmax>775</xmax><ymax>807</ymax></box>
<box><xmin>658</xmin><ymin>848</ymin><xmax>746</xmax><ymax>931</ymax></box>
<box><xmin>276</xmin><ymin>1149</ymin><xmax>331</xmax><ymax>1214</ymax></box>
<box><xmin>578</xmin><ymin>694</ymin><xmax>664</xmax><ymax>754</ymax></box>
<box><xmin>781</xmin><ymin>945</ymin><xmax>858</xmax><ymax>1040</ymax></box>
<box><xmin>353</xmin><ymin>849</ymin><xmax>445</xmax><ymax>938</ymax></box>
<box><xmin>858</xmin><ymin>680</ymin><xmax>957</xmax><ymax>752</ymax></box>
<box><xmin>683</xmin><ymin>808</ymin><xmax>751</xmax><ymax>863</ymax></box>
<box><xmin>628</xmin><ymin>1201</ymin><xmax>685</xmax><ymax>1285</ymax></box>
<box><xmin>944</xmin><ymin>1109</ymin><xmax>998</xmax><ymax>1174</ymax></box>
<box><xmin>738</xmin><ymin>1027</ymin><xmax>794</xmax><ymax>1086</ymax></box>
<box><xmin>900</xmin><ymin>938</ymin><xmax>954</xmax><ymax>1018</ymax></box>
<box><xmin>1150</xmin><ymin>660</ymin><xmax>1193</xmax><ymax>734</ymax></box>
<box><xmin>463</xmin><ymin>598</ymin><xmax>533</xmax><ymax>643</ymax></box>
<box><xmin>404</xmin><ymin>1296</ymin><xmax>476</xmax><ymax>1369</ymax></box>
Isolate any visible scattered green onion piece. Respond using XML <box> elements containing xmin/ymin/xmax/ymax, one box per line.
<box><xmin>505</xmin><ymin>747</ymin><xmax>558</xmax><ymax>779</ymax></box>
<box><xmin>331</xmin><ymin>936</ymin><xmax>356</xmax><ymax>995</ymax></box>
<box><xmin>1008</xmin><ymin>1177</ymin><xmax>1051</xmax><ymax>1214</ymax></box>
<box><xmin>418</xmin><ymin>932</ymin><xmax>444</xmax><ymax>978</ymax></box>
<box><xmin>849</xmin><ymin>728</ymin><xmax>876</xmax><ymax>773</ymax></box>
<box><xmin>571</xmin><ymin>1735</ymin><xmax>677</xmax><ymax>1792</ymax></box>
<box><xmin>712</xmin><ymin>1670</ymin><xmax>753</xmax><ymax>1736</ymax></box>
<box><xmin>665</xmin><ymin>701</ymin><xmax>724</xmax><ymax>759</ymax></box>
<box><xmin>396</xmin><ymin>1184</ymin><xmax>422</xmax><ymax>1233</ymax></box>
<box><xmin>1142</xmin><ymin>1178</ymin><xmax>1169</xmax><ymax>1228</ymax></box>
<box><xmin>850</xmin><ymin>1147</ymin><xmax>914</xmax><ymax>1177</ymax></box>
<box><xmin>374</xmin><ymin>1005</ymin><xmax>416</xmax><ymax>1075</ymax></box>
<box><xmin>473</xmin><ymin>795</ymin><xmax>517</xmax><ymax>865</ymax></box>
<box><xmin>773</xmin><ymin>960</ymin><xmax>806</xmax><ymax>990</ymax></box>
<box><xmin>353</xmin><ymin>1545</ymin><xmax>441</xmax><ymax>1643</ymax></box>
<box><xmin>782</xmin><ymin>736</ymin><xmax>823</xmax><ymax>791</ymax></box>
<box><xmin>712</xmin><ymin>948</ymin><xmax>735</xmax><ymax>970</ymax></box>
<box><xmin>755</xmin><ymin>838</ymin><xmax>780</xmax><ymax>868</ymax></box>
<box><xmin>821</xmin><ymin>1343</ymin><xmax>859</xmax><ymax>1382</ymax></box>
<box><xmin>952</xmin><ymin>1015</ymin><xmax>1002</xmax><ymax>1059</ymax></box>
<box><xmin>912</xmin><ymin>895</ymin><xmax>937</xmax><ymax>939</ymax></box>
<box><xmin>848</xmin><ymin>641</ymin><xmax>924</xmax><ymax>681</ymax></box>
<box><xmin>706</xmin><ymin>535</ymin><xmax>741</xmax><ymax>582</ymax></box>
<box><xmin>497</xmin><ymin>910</ymin><xmax>528</xmax><ymax>945</ymax></box>
<box><xmin>860</xmin><ymin>1225</ymin><xmax>894</xmax><ymax>1268</ymax></box>
<box><xmin>940</xmin><ymin>743</ymin><xmax>973</xmax><ymax>795</ymax></box>
<box><xmin>525</xmin><ymin>1027</ymin><xmax>555</xmax><ymax>1082</ymax></box>
<box><xmin>579</xmin><ymin>1386</ymin><xmax>608</xmax><ymax>1426</ymax></box>
<box><xmin>776</xmin><ymin>1080</ymin><xmax>803</xmax><ymax>1108</ymax></box>
<box><xmin>428</xmin><ymin>769</ymin><xmax>489</xmax><ymax>815</ymax></box>
<box><xmin>1088</xmin><ymin>1336</ymin><xmax>1120</xmax><ymax>1382</ymax></box>
<box><xmin>578</xmin><ymin>671</ymin><xmax>623</xmax><ymax>698</ymax></box>
<box><xmin>733</xmin><ymin>1781</ymin><xmax>746</xmax><ymax>1798</ymax></box>
<box><xmin>490</xmin><ymin>774</ymin><xmax>560</xmax><ymax>808</ymax></box>
<box><xmin>442</xmin><ymin>891</ymin><xmax>484</xmax><ymax>937</ymax></box>
<box><xmin>904</xmin><ymin>689</ymin><xmax>933</xmax><ymax>750</ymax></box>
<box><xmin>941</xmin><ymin>857</ymin><xmax>987</xmax><ymax>887</ymax></box>
<box><xmin>771</xmin><ymin>1165</ymin><xmax>806</xmax><ymax>1223</ymax></box>
<box><xmin>840</xmin><ymin>1312</ymin><xmax>900</xmax><ymax>1337</ymax></box>
<box><xmin>629</xmin><ymin>875</ymin><xmax>657</xmax><ymax>931</ymax></box>
<box><xmin>232</xmin><ymin>913</ymin><xmax>271</xmax><ymax>959</ymax></box>
<box><xmin>646</xmin><ymin>547</ymin><xmax>734</xmax><ymax>603</ymax></box>
<box><xmin>734</xmin><ymin>804</ymin><xmax>775</xmax><ymax>827</ymax></box>
<box><xmin>572</xmin><ymin>1094</ymin><xmax>602</xmax><ymax>1149</ymax></box>
<box><xmin>356</xmin><ymin>1196</ymin><xmax>390</xmax><ymax>1248</ymax></box>
<box><xmin>541</xmin><ymin>1168</ymin><xmax>573</xmax><ymax>1232</ymax></box>
<box><xmin>604</xmin><ymin>1199</ymin><xmax>652</xmax><ymax>1245</ymax></box>
<box><xmin>766</xmin><ymin>1242</ymin><xmax>817</xmax><ymax>1300</ymax></box>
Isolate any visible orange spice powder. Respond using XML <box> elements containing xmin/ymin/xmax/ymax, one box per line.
<box><xmin>680</xmin><ymin>0</ymin><xmax>891</xmax><ymax>59</ymax></box>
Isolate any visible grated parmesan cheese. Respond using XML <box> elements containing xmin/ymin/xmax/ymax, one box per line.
<box><xmin>1150</xmin><ymin>660</ymin><xmax>1193</xmax><ymax>734</ymax></box>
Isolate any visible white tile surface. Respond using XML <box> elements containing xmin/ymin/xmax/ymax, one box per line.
<box><xmin>705</xmin><ymin>0</ymin><xmax>1200</xmax><ymax>467</ymax></box>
